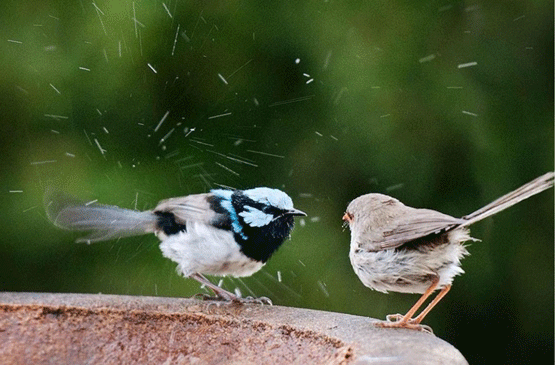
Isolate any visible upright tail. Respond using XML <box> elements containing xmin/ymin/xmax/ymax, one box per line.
<box><xmin>461</xmin><ymin>172</ymin><xmax>554</xmax><ymax>227</ymax></box>
<box><xmin>45</xmin><ymin>190</ymin><xmax>158</xmax><ymax>243</ymax></box>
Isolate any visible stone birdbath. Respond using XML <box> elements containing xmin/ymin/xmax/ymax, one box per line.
<box><xmin>0</xmin><ymin>292</ymin><xmax>467</xmax><ymax>364</ymax></box>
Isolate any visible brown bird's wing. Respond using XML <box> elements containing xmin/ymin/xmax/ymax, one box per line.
<box><xmin>374</xmin><ymin>207</ymin><xmax>464</xmax><ymax>249</ymax></box>
<box><xmin>354</xmin><ymin>202</ymin><xmax>464</xmax><ymax>251</ymax></box>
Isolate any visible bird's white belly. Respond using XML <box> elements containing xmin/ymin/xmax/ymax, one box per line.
<box><xmin>158</xmin><ymin>223</ymin><xmax>264</xmax><ymax>278</ymax></box>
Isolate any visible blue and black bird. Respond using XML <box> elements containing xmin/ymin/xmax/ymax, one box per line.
<box><xmin>45</xmin><ymin>187</ymin><xmax>306</xmax><ymax>302</ymax></box>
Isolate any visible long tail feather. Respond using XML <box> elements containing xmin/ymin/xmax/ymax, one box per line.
<box><xmin>45</xmin><ymin>189</ymin><xmax>158</xmax><ymax>243</ymax></box>
<box><xmin>461</xmin><ymin>172</ymin><xmax>554</xmax><ymax>227</ymax></box>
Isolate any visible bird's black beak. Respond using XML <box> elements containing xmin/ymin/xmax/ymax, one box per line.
<box><xmin>286</xmin><ymin>208</ymin><xmax>307</xmax><ymax>217</ymax></box>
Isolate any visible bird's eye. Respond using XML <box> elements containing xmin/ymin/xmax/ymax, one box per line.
<box><xmin>342</xmin><ymin>212</ymin><xmax>353</xmax><ymax>223</ymax></box>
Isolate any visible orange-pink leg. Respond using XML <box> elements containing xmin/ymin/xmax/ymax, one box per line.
<box><xmin>377</xmin><ymin>276</ymin><xmax>449</xmax><ymax>332</ymax></box>
<box><xmin>412</xmin><ymin>284</ymin><xmax>451</xmax><ymax>324</ymax></box>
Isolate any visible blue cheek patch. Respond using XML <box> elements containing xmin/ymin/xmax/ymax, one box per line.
<box><xmin>239</xmin><ymin>205</ymin><xmax>273</xmax><ymax>227</ymax></box>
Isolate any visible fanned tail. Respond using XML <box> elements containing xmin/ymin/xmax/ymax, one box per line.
<box><xmin>461</xmin><ymin>172</ymin><xmax>554</xmax><ymax>227</ymax></box>
<box><xmin>45</xmin><ymin>189</ymin><xmax>157</xmax><ymax>243</ymax></box>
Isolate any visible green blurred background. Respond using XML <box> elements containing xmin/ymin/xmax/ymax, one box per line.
<box><xmin>1</xmin><ymin>0</ymin><xmax>553</xmax><ymax>363</ymax></box>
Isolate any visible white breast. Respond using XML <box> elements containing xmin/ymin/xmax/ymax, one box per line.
<box><xmin>158</xmin><ymin>222</ymin><xmax>264</xmax><ymax>278</ymax></box>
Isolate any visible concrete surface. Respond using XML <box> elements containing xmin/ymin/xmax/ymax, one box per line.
<box><xmin>0</xmin><ymin>292</ymin><xmax>467</xmax><ymax>364</ymax></box>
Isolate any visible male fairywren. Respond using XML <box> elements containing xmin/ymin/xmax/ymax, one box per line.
<box><xmin>45</xmin><ymin>187</ymin><xmax>306</xmax><ymax>303</ymax></box>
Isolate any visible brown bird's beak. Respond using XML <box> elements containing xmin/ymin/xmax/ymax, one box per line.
<box><xmin>342</xmin><ymin>212</ymin><xmax>353</xmax><ymax>223</ymax></box>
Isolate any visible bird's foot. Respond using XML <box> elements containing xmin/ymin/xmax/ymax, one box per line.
<box><xmin>192</xmin><ymin>293</ymin><xmax>272</xmax><ymax>305</ymax></box>
<box><xmin>376</xmin><ymin>314</ymin><xmax>434</xmax><ymax>334</ymax></box>
<box><xmin>232</xmin><ymin>296</ymin><xmax>273</xmax><ymax>306</ymax></box>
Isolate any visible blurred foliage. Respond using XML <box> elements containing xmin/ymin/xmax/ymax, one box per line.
<box><xmin>0</xmin><ymin>0</ymin><xmax>553</xmax><ymax>363</ymax></box>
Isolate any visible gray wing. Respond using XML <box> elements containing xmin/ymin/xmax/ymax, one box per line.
<box><xmin>153</xmin><ymin>193</ymin><xmax>228</xmax><ymax>227</ymax></box>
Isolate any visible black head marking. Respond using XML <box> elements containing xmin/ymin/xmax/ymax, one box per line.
<box><xmin>206</xmin><ymin>189</ymin><xmax>303</xmax><ymax>263</ymax></box>
<box><xmin>230</xmin><ymin>191</ymin><xmax>297</xmax><ymax>263</ymax></box>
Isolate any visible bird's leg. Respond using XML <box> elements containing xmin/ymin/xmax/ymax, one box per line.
<box><xmin>190</xmin><ymin>273</ymin><xmax>238</xmax><ymax>302</ymax></box>
<box><xmin>411</xmin><ymin>284</ymin><xmax>451</xmax><ymax>324</ymax></box>
<box><xmin>377</xmin><ymin>276</ymin><xmax>439</xmax><ymax>332</ymax></box>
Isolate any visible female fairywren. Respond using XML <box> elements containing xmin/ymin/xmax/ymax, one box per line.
<box><xmin>343</xmin><ymin>172</ymin><xmax>553</xmax><ymax>332</ymax></box>
<box><xmin>46</xmin><ymin>187</ymin><xmax>306</xmax><ymax>302</ymax></box>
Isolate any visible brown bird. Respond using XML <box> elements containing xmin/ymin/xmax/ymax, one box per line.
<box><xmin>343</xmin><ymin>172</ymin><xmax>554</xmax><ymax>332</ymax></box>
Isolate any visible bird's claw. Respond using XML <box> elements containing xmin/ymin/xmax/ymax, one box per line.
<box><xmin>416</xmin><ymin>324</ymin><xmax>434</xmax><ymax>334</ymax></box>
<box><xmin>385</xmin><ymin>313</ymin><xmax>404</xmax><ymax>322</ymax></box>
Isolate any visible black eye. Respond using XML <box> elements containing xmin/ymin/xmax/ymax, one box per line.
<box><xmin>268</xmin><ymin>206</ymin><xmax>283</xmax><ymax>216</ymax></box>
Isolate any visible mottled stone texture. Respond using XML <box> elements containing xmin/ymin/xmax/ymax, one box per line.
<box><xmin>0</xmin><ymin>293</ymin><xmax>467</xmax><ymax>364</ymax></box>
